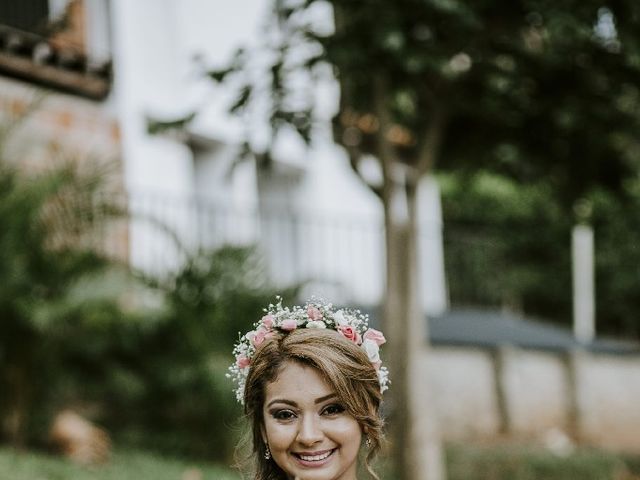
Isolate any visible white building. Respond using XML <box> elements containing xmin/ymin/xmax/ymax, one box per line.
<box><xmin>0</xmin><ymin>0</ymin><xmax>447</xmax><ymax>313</ymax></box>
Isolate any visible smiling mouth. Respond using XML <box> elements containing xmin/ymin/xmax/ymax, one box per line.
<box><xmin>294</xmin><ymin>449</ymin><xmax>335</xmax><ymax>463</ymax></box>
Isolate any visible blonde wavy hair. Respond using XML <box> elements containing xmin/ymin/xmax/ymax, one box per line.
<box><xmin>240</xmin><ymin>328</ymin><xmax>384</xmax><ymax>480</ymax></box>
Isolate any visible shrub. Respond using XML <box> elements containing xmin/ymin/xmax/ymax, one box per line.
<box><xmin>440</xmin><ymin>171</ymin><xmax>640</xmax><ymax>339</ymax></box>
<box><xmin>0</xmin><ymin>141</ymin><xmax>125</xmax><ymax>447</ymax></box>
<box><xmin>98</xmin><ymin>246</ymin><xmax>298</xmax><ymax>461</ymax></box>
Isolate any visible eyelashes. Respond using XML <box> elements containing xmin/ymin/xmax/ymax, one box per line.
<box><xmin>272</xmin><ymin>409</ymin><xmax>296</xmax><ymax>421</ymax></box>
<box><xmin>269</xmin><ymin>403</ymin><xmax>346</xmax><ymax>421</ymax></box>
<box><xmin>322</xmin><ymin>403</ymin><xmax>345</xmax><ymax>416</ymax></box>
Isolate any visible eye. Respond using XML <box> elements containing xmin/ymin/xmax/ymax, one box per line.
<box><xmin>322</xmin><ymin>403</ymin><xmax>346</xmax><ymax>416</ymax></box>
<box><xmin>272</xmin><ymin>409</ymin><xmax>296</xmax><ymax>421</ymax></box>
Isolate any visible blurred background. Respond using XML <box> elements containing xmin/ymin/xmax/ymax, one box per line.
<box><xmin>1</xmin><ymin>0</ymin><xmax>640</xmax><ymax>479</ymax></box>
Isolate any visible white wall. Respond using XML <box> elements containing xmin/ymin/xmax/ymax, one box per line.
<box><xmin>501</xmin><ymin>348</ymin><xmax>569</xmax><ymax>435</ymax></box>
<box><xmin>577</xmin><ymin>353</ymin><xmax>640</xmax><ymax>451</ymax></box>
<box><xmin>111</xmin><ymin>0</ymin><xmax>194</xmax><ymax>195</ymax></box>
<box><xmin>427</xmin><ymin>345</ymin><xmax>640</xmax><ymax>454</ymax></box>
<box><xmin>428</xmin><ymin>347</ymin><xmax>501</xmax><ymax>439</ymax></box>
<box><xmin>111</xmin><ymin>0</ymin><xmax>200</xmax><ymax>271</ymax></box>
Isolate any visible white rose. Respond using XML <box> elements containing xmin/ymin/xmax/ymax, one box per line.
<box><xmin>306</xmin><ymin>320</ymin><xmax>327</xmax><ymax>329</ymax></box>
<box><xmin>363</xmin><ymin>339</ymin><xmax>380</xmax><ymax>363</ymax></box>
<box><xmin>378</xmin><ymin>369</ymin><xmax>389</xmax><ymax>393</ymax></box>
<box><xmin>333</xmin><ymin>310</ymin><xmax>348</xmax><ymax>326</ymax></box>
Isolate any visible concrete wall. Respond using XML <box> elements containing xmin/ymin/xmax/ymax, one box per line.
<box><xmin>577</xmin><ymin>352</ymin><xmax>640</xmax><ymax>451</ymax></box>
<box><xmin>498</xmin><ymin>347</ymin><xmax>570</xmax><ymax>436</ymax></box>
<box><xmin>426</xmin><ymin>345</ymin><xmax>640</xmax><ymax>453</ymax></box>
<box><xmin>427</xmin><ymin>347</ymin><xmax>501</xmax><ymax>439</ymax></box>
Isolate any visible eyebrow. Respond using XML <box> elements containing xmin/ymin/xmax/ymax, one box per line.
<box><xmin>267</xmin><ymin>393</ymin><xmax>338</xmax><ymax>408</ymax></box>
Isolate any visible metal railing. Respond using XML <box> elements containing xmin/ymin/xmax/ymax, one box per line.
<box><xmin>121</xmin><ymin>192</ymin><xmax>388</xmax><ymax>307</ymax></box>
<box><xmin>95</xmin><ymin>192</ymin><xmax>570</xmax><ymax>317</ymax></box>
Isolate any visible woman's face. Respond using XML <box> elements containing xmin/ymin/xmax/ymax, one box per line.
<box><xmin>262</xmin><ymin>361</ymin><xmax>362</xmax><ymax>480</ymax></box>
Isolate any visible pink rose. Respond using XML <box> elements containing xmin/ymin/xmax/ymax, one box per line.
<box><xmin>236</xmin><ymin>355</ymin><xmax>250</xmax><ymax>369</ymax></box>
<box><xmin>261</xmin><ymin>314</ymin><xmax>274</xmax><ymax>329</ymax></box>
<box><xmin>337</xmin><ymin>325</ymin><xmax>361</xmax><ymax>344</ymax></box>
<box><xmin>307</xmin><ymin>306</ymin><xmax>323</xmax><ymax>321</ymax></box>
<box><xmin>252</xmin><ymin>327</ymin><xmax>268</xmax><ymax>347</ymax></box>
<box><xmin>280</xmin><ymin>319</ymin><xmax>298</xmax><ymax>331</ymax></box>
<box><xmin>363</xmin><ymin>328</ymin><xmax>386</xmax><ymax>346</ymax></box>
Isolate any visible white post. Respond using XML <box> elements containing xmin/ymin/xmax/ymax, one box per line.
<box><xmin>417</xmin><ymin>175</ymin><xmax>448</xmax><ymax>315</ymax></box>
<box><xmin>572</xmin><ymin>224</ymin><xmax>595</xmax><ymax>343</ymax></box>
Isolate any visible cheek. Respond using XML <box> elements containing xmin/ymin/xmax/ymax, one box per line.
<box><xmin>328</xmin><ymin>418</ymin><xmax>363</xmax><ymax>444</ymax></box>
<box><xmin>263</xmin><ymin>419</ymin><xmax>296</xmax><ymax>449</ymax></box>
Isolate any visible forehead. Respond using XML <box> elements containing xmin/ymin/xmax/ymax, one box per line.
<box><xmin>265</xmin><ymin>361</ymin><xmax>333</xmax><ymax>404</ymax></box>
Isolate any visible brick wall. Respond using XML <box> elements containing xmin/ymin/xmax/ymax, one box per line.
<box><xmin>0</xmin><ymin>75</ymin><xmax>127</xmax><ymax>262</ymax></box>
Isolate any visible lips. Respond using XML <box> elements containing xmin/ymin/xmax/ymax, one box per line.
<box><xmin>293</xmin><ymin>448</ymin><xmax>336</xmax><ymax>466</ymax></box>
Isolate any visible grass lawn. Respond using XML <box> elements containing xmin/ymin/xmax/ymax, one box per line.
<box><xmin>3</xmin><ymin>442</ymin><xmax>640</xmax><ymax>480</ymax></box>
<box><xmin>0</xmin><ymin>447</ymin><xmax>241</xmax><ymax>480</ymax></box>
<box><xmin>445</xmin><ymin>442</ymin><xmax>640</xmax><ymax>480</ymax></box>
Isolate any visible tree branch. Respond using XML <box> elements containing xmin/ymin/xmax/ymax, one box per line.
<box><xmin>373</xmin><ymin>73</ymin><xmax>397</xmax><ymax>198</ymax></box>
<box><xmin>415</xmin><ymin>102</ymin><xmax>445</xmax><ymax>178</ymax></box>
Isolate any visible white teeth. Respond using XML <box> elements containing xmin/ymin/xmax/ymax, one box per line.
<box><xmin>298</xmin><ymin>450</ymin><xmax>333</xmax><ymax>461</ymax></box>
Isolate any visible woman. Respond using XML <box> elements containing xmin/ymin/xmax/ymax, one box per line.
<box><xmin>229</xmin><ymin>298</ymin><xmax>389</xmax><ymax>480</ymax></box>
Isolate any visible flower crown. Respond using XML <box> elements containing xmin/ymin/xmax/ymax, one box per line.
<box><xmin>228</xmin><ymin>297</ymin><xmax>390</xmax><ymax>404</ymax></box>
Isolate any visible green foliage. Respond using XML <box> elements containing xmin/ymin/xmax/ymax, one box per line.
<box><xmin>96</xmin><ymin>246</ymin><xmax>297</xmax><ymax>461</ymax></box>
<box><xmin>211</xmin><ymin>0</ymin><xmax>640</xmax><ymax>211</ymax></box>
<box><xmin>145</xmin><ymin>112</ymin><xmax>197</xmax><ymax>136</ymax></box>
<box><xmin>440</xmin><ymin>172</ymin><xmax>572</xmax><ymax>320</ymax></box>
<box><xmin>0</xmin><ymin>117</ymin><xmax>296</xmax><ymax>461</ymax></box>
<box><xmin>0</xmin><ymin>161</ymin><xmax>294</xmax><ymax>458</ymax></box>
<box><xmin>0</xmin><ymin>446</ymin><xmax>241</xmax><ymax>480</ymax></box>
<box><xmin>589</xmin><ymin>187</ymin><xmax>640</xmax><ymax>337</ymax></box>
<box><xmin>440</xmin><ymin>171</ymin><xmax>640</xmax><ymax>338</ymax></box>
<box><xmin>7</xmin><ymin>243</ymin><xmax>295</xmax><ymax>461</ymax></box>
<box><xmin>0</xmin><ymin>135</ymin><xmax>126</xmax><ymax>446</ymax></box>
<box><xmin>446</xmin><ymin>443</ymin><xmax>637</xmax><ymax>480</ymax></box>
<box><xmin>158</xmin><ymin>245</ymin><xmax>284</xmax><ymax>353</ymax></box>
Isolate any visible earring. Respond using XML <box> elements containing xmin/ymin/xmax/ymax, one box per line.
<box><xmin>365</xmin><ymin>436</ymin><xmax>372</xmax><ymax>448</ymax></box>
<box><xmin>264</xmin><ymin>444</ymin><xmax>271</xmax><ymax>460</ymax></box>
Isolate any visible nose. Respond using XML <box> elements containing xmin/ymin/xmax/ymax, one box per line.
<box><xmin>296</xmin><ymin>414</ymin><xmax>323</xmax><ymax>446</ymax></box>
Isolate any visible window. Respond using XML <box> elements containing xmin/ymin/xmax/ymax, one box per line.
<box><xmin>0</xmin><ymin>0</ymin><xmax>50</xmax><ymax>33</ymax></box>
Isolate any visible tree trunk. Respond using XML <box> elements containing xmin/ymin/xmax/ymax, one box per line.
<box><xmin>0</xmin><ymin>362</ymin><xmax>30</xmax><ymax>447</ymax></box>
<box><xmin>382</xmin><ymin>177</ymin><xmax>446</xmax><ymax>480</ymax></box>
